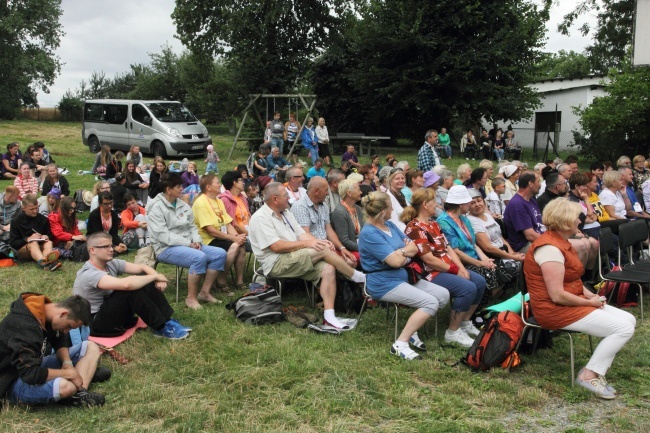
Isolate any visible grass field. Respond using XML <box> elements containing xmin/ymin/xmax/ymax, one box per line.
<box><xmin>0</xmin><ymin>121</ymin><xmax>649</xmax><ymax>432</ymax></box>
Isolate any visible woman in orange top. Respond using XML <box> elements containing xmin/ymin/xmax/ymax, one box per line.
<box><xmin>120</xmin><ymin>193</ymin><xmax>148</xmax><ymax>248</ymax></box>
<box><xmin>524</xmin><ymin>198</ymin><xmax>635</xmax><ymax>400</ymax></box>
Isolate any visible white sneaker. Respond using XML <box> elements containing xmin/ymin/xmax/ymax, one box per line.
<box><xmin>444</xmin><ymin>328</ymin><xmax>475</xmax><ymax>348</ymax></box>
<box><xmin>460</xmin><ymin>321</ymin><xmax>481</xmax><ymax>337</ymax></box>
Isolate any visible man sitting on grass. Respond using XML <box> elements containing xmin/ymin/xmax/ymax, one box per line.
<box><xmin>73</xmin><ymin>232</ymin><xmax>192</xmax><ymax>340</ymax></box>
<box><xmin>0</xmin><ymin>293</ymin><xmax>106</xmax><ymax>407</ymax></box>
<box><xmin>9</xmin><ymin>193</ymin><xmax>62</xmax><ymax>270</ymax></box>
<box><xmin>249</xmin><ymin>182</ymin><xmax>365</xmax><ymax>331</ymax></box>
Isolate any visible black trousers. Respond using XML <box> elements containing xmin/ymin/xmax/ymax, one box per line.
<box><xmin>91</xmin><ymin>282</ymin><xmax>173</xmax><ymax>337</ymax></box>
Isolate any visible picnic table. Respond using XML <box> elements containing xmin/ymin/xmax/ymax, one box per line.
<box><xmin>329</xmin><ymin>133</ymin><xmax>391</xmax><ymax>157</ymax></box>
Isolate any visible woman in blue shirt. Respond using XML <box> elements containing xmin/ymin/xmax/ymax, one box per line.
<box><xmin>358</xmin><ymin>192</ymin><xmax>448</xmax><ymax>361</ymax></box>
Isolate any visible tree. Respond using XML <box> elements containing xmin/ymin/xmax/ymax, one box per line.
<box><xmin>572</xmin><ymin>64</ymin><xmax>650</xmax><ymax>161</ymax></box>
<box><xmin>558</xmin><ymin>0</ymin><xmax>635</xmax><ymax>73</ymax></box>
<box><xmin>0</xmin><ymin>0</ymin><xmax>64</xmax><ymax>118</ymax></box>
<box><xmin>172</xmin><ymin>0</ymin><xmax>353</xmax><ymax>94</ymax></box>
<box><xmin>533</xmin><ymin>50</ymin><xmax>592</xmax><ymax>80</ymax></box>
<box><xmin>311</xmin><ymin>0</ymin><xmax>549</xmax><ymax>141</ymax></box>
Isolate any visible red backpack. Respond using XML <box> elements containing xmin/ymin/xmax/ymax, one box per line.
<box><xmin>598</xmin><ymin>266</ymin><xmax>637</xmax><ymax>307</ymax></box>
<box><xmin>464</xmin><ymin>311</ymin><xmax>525</xmax><ymax>370</ymax></box>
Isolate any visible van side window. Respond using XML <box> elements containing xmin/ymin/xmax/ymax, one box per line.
<box><xmin>132</xmin><ymin>104</ymin><xmax>148</xmax><ymax>124</ymax></box>
<box><xmin>105</xmin><ymin>104</ymin><xmax>128</xmax><ymax>125</ymax></box>
<box><xmin>84</xmin><ymin>103</ymin><xmax>103</xmax><ymax>122</ymax></box>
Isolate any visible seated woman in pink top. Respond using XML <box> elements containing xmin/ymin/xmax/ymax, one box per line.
<box><xmin>49</xmin><ymin>196</ymin><xmax>86</xmax><ymax>258</ymax></box>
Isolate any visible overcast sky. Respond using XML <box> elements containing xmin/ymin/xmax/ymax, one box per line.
<box><xmin>37</xmin><ymin>0</ymin><xmax>597</xmax><ymax>107</ymax></box>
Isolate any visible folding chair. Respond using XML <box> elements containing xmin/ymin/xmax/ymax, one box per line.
<box><xmin>252</xmin><ymin>259</ymin><xmax>316</xmax><ymax>307</ymax></box>
<box><xmin>598</xmin><ymin>227</ymin><xmax>649</xmax><ymax>322</ymax></box>
<box><xmin>508</xmin><ymin>270</ymin><xmax>593</xmax><ymax>385</ymax></box>
<box><xmin>618</xmin><ymin>219</ymin><xmax>650</xmax><ymax>270</ymax></box>
<box><xmin>153</xmin><ymin>260</ymin><xmax>185</xmax><ymax>303</ymax></box>
<box><xmin>356</xmin><ymin>280</ymin><xmax>437</xmax><ymax>341</ymax></box>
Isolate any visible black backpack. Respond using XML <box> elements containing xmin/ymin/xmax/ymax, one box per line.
<box><xmin>226</xmin><ymin>288</ymin><xmax>284</xmax><ymax>325</ymax></box>
<box><xmin>74</xmin><ymin>189</ymin><xmax>90</xmax><ymax>212</ymax></box>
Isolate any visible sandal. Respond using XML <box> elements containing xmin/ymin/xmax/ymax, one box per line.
<box><xmin>214</xmin><ymin>283</ymin><xmax>235</xmax><ymax>297</ymax></box>
<box><xmin>96</xmin><ymin>344</ymin><xmax>129</xmax><ymax>365</ymax></box>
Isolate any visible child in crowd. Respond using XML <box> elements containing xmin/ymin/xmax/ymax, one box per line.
<box><xmin>205</xmin><ymin>144</ymin><xmax>220</xmax><ymax>174</ymax></box>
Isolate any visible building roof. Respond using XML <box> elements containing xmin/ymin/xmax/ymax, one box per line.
<box><xmin>530</xmin><ymin>75</ymin><xmax>609</xmax><ymax>93</ymax></box>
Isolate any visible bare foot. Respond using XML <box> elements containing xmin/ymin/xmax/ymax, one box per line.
<box><xmin>185</xmin><ymin>299</ymin><xmax>202</xmax><ymax>310</ymax></box>
<box><xmin>197</xmin><ymin>293</ymin><xmax>222</xmax><ymax>304</ymax></box>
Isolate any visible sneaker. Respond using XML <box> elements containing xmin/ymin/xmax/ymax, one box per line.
<box><xmin>58</xmin><ymin>388</ymin><xmax>105</xmax><ymax>407</ymax></box>
<box><xmin>48</xmin><ymin>261</ymin><xmax>63</xmax><ymax>271</ymax></box>
<box><xmin>575</xmin><ymin>377</ymin><xmax>616</xmax><ymax>399</ymax></box>
<box><xmin>466</xmin><ymin>157</ymin><xmax>469</xmax><ymax>161</ymax></box>
<box><xmin>460</xmin><ymin>321</ymin><xmax>481</xmax><ymax>337</ymax></box>
<box><xmin>168</xmin><ymin>318</ymin><xmax>192</xmax><ymax>332</ymax></box>
<box><xmin>91</xmin><ymin>366</ymin><xmax>112</xmax><ymax>383</ymax></box>
<box><xmin>598</xmin><ymin>375</ymin><xmax>617</xmax><ymax>394</ymax></box>
<box><xmin>444</xmin><ymin>328</ymin><xmax>475</xmax><ymax>348</ymax></box>
<box><xmin>409</xmin><ymin>332</ymin><xmax>426</xmax><ymax>351</ymax></box>
<box><xmin>43</xmin><ymin>250</ymin><xmax>60</xmax><ymax>265</ymax></box>
<box><xmin>338</xmin><ymin>317</ymin><xmax>358</xmax><ymax>329</ymax></box>
<box><xmin>390</xmin><ymin>343</ymin><xmax>421</xmax><ymax>360</ymax></box>
<box><xmin>152</xmin><ymin>323</ymin><xmax>189</xmax><ymax>340</ymax></box>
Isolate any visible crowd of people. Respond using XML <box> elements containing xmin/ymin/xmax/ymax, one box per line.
<box><xmin>0</xmin><ymin>124</ymin><xmax>643</xmax><ymax>408</ymax></box>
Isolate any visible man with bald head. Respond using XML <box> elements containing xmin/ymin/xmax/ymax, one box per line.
<box><xmin>248</xmin><ymin>182</ymin><xmax>365</xmax><ymax>331</ymax></box>
<box><xmin>291</xmin><ymin>176</ymin><xmax>359</xmax><ymax>265</ymax></box>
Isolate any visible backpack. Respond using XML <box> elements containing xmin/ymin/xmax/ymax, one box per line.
<box><xmin>71</xmin><ymin>240</ymin><xmax>90</xmax><ymax>262</ymax></box>
<box><xmin>334</xmin><ymin>278</ymin><xmax>364</xmax><ymax>314</ymax></box>
<box><xmin>74</xmin><ymin>189</ymin><xmax>90</xmax><ymax>212</ymax></box>
<box><xmin>597</xmin><ymin>266</ymin><xmax>637</xmax><ymax>307</ymax></box>
<box><xmin>463</xmin><ymin>311</ymin><xmax>524</xmax><ymax>370</ymax></box>
<box><xmin>226</xmin><ymin>288</ymin><xmax>284</xmax><ymax>325</ymax></box>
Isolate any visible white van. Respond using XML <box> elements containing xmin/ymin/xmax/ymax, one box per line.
<box><xmin>81</xmin><ymin>99</ymin><xmax>212</xmax><ymax>158</ymax></box>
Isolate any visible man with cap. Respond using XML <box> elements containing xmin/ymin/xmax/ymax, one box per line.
<box><xmin>502</xmin><ymin>171</ymin><xmax>544</xmax><ymax>253</ymax></box>
<box><xmin>418</xmin><ymin>130</ymin><xmax>442</xmax><ymax>172</ymax></box>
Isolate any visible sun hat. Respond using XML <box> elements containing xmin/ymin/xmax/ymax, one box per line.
<box><xmin>423</xmin><ymin>171</ymin><xmax>440</xmax><ymax>188</ymax></box>
<box><xmin>446</xmin><ymin>185</ymin><xmax>473</xmax><ymax>204</ymax></box>
<box><xmin>82</xmin><ymin>190</ymin><xmax>94</xmax><ymax>206</ymax></box>
<box><xmin>467</xmin><ymin>188</ymin><xmax>482</xmax><ymax>198</ymax></box>
<box><xmin>499</xmin><ymin>164</ymin><xmax>519</xmax><ymax>178</ymax></box>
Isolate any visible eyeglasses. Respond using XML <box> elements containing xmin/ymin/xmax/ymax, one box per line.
<box><xmin>101</xmin><ymin>201</ymin><xmax>113</xmax><ymax>206</ymax></box>
<box><xmin>292</xmin><ymin>175</ymin><xmax>304</xmax><ymax>179</ymax></box>
<box><xmin>92</xmin><ymin>244</ymin><xmax>113</xmax><ymax>250</ymax></box>
<box><xmin>389</xmin><ymin>168</ymin><xmax>403</xmax><ymax>175</ymax></box>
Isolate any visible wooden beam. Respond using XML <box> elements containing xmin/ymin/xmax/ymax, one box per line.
<box><xmin>287</xmin><ymin>96</ymin><xmax>318</xmax><ymax>159</ymax></box>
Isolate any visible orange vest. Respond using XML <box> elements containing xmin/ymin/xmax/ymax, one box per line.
<box><xmin>523</xmin><ymin>230</ymin><xmax>593</xmax><ymax>329</ymax></box>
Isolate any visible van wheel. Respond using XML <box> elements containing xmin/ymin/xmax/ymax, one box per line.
<box><xmin>88</xmin><ymin>136</ymin><xmax>101</xmax><ymax>153</ymax></box>
<box><xmin>152</xmin><ymin>141</ymin><xmax>167</xmax><ymax>158</ymax></box>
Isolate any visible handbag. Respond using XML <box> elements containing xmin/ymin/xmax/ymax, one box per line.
<box><xmin>495</xmin><ymin>258</ymin><xmax>519</xmax><ymax>285</ymax></box>
<box><xmin>71</xmin><ymin>240</ymin><xmax>90</xmax><ymax>262</ymax></box>
<box><xmin>134</xmin><ymin>245</ymin><xmax>156</xmax><ymax>267</ymax></box>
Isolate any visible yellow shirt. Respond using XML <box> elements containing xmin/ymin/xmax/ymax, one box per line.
<box><xmin>192</xmin><ymin>194</ymin><xmax>233</xmax><ymax>245</ymax></box>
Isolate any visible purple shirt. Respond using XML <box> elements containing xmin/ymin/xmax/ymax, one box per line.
<box><xmin>503</xmin><ymin>193</ymin><xmax>546</xmax><ymax>251</ymax></box>
<box><xmin>341</xmin><ymin>151</ymin><xmax>358</xmax><ymax>164</ymax></box>
<box><xmin>181</xmin><ymin>171</ymin><xmax>199</xmax><ymax>189</ymax></box>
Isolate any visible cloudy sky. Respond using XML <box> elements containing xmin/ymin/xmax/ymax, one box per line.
<box><xmin>37</xmin><ymin>0</ymin><xmax>597</xmax><ymax>107</ymax></box>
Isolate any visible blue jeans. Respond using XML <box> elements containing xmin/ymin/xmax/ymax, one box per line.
<box><xmin>157</xmin><ymin>245</ymin><xmax>226</xmax><ymax>275</ymax></box>
<box><xmin>270</xmin><ymin>138</ymin><xmax>284</xmax><ymax>154</ymax></box>
<box><xmin>430</xmin><ymin>270</ymin><xmax>486</xmax><ymax>313</ymax></box>
<box><xmin>441</xmin><ymin>145</ymin><xmax>452</xmax><ymax>158</ymax></box>
<box><xmin>493</xmin><ymin>148</ymin><xmax>504</xmax><ymax>160</ymax></box>
<box><xmin>10</xmin><ymin>342</ymin><xmax>87</xmax><ymax>405</ymax></box>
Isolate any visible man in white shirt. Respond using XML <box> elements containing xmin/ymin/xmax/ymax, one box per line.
<box><xmin>285</xmin><ymin>166</ymin><xmax>307</xmax><ymax>207</ymax></box>
<box><xmin>249</xmin><ymin>182</ymin><xmax>365</xmax><ymax>331</ymax></box>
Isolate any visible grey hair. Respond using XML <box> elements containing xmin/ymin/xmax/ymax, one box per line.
<box><xmin>263</xmin><ymin>182</ymin><xmax>286</xmax><ymax>202</ymax></box>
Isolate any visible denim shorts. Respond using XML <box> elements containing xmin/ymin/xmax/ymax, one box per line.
<box><xmin>10</xmin><ymin>341</ymin><xmax>88</xmax><ymax>405</ymax></box>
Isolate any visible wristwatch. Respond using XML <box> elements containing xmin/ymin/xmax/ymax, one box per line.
<box><xmin>400</xmin><ymin>248</ymin><xmax>406</xmax><ymax>256</ymax></box>
<box><xmin>339</xmin><ymin>246</ymin><xmax>347</xmax><ymax>251</ymax></box>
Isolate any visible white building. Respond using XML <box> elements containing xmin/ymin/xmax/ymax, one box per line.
<box><xmin>487</xmin><ymin>75</ymin><xmax>609</xmax><ymax>152</ymax></box>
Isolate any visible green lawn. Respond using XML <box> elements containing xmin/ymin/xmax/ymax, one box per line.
<box><xmin>0</xmin><ymin>121</ymin><xmax>648</xmax><ymax>432</ymax></box>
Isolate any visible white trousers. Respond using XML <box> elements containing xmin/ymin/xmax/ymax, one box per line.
<box><xmin>561</xmin><ymin>304</ymin><xmax>635</xmax><ymax>376</ymax></box>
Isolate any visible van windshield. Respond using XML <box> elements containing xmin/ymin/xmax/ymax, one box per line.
<box><xmin>145</xmin><ymin>103</ymin><xmax>196</xmax><ymax>123</ymax></box>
